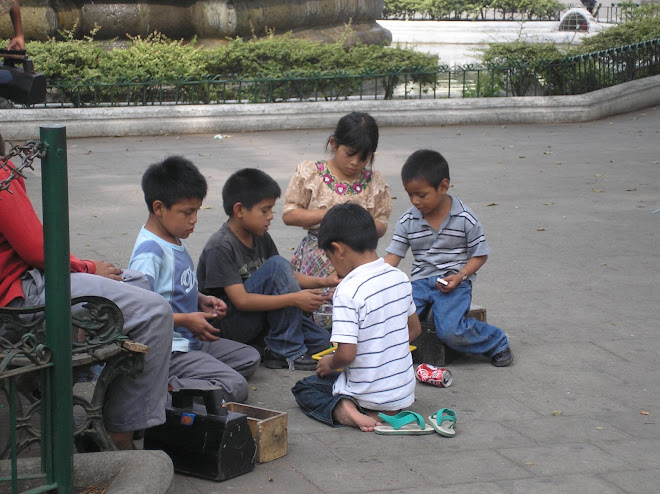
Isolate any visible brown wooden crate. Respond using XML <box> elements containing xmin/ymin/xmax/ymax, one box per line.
<box><xmin>227</xmin><ymin>403</ymin><xmax>287</xmax><ymax>463</ymax></box>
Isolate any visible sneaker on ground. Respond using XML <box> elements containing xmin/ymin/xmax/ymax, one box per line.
<box><xmin>490</xmin><ymin>347</ymin><xmax>514</xmax><ymax>367</ymax></box>
<box><xmin>263</xmin><ymin>347</ymin><xmax>317</xmax><ymax>371</ymax></box>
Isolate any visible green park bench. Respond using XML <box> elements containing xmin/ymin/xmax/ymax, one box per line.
<box><xmin>0</xmin><ymin>296</ymin><xmax>147</xmax><ymax>458</ymax></box>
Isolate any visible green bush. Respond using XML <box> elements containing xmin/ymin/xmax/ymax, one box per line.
<box><xmin>24</xmin><ymin>28</ymin><xmax>438</xmax><ymax>105</ymax></box>
<box><xmin>480</xmin><ymin>41</ymin><xmax>565</xmax><ymax>95</ymax></box>
<box><xmin>382</xmin><ymin>0</ymin><xmax>564</xmax><ymax>19</ymax></box>
<box><xmin>476</xmin><ymin>4</ymin><xmax>660</xmax><ymax>96</ymax></box>
<box><xmin>100</xmin><ymin>33</ymin><xmax>208</xmax><ymax>81</ymax></box>
<box><xmin>27</xmin><ymin>28</ymin><xmax>104</xmax><ymax>82</ymax></box>
<box><xmin>580</xmin><ymin>16</ymin><xmax>660</xmax><ymax>52</ymax></box>
<box><xmin>383</xmin><ymin>0</ymin><xmax>425</xmax><ymax>19</ymax></box>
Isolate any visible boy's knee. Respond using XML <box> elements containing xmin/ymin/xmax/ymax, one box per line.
<box><xmin>242</xmin><ymin>347</ymin><xmax>261</xmax><ymax>378</ymax></box>
<box><xmin>227</xmin><ymin>377</ymin><xmax>250</xmax><ymax>403</ymax></box>
<box><xmin>266</xmin><ymin>255</ymin><xmax>294</xmax><ymax>274</ymax></box>
<box><xmin>263</xmin><ymin>255</ymin><xmax>299</xmax><ymax>290</ymax></box>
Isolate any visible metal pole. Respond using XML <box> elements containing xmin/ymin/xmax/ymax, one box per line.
<box><xmin>40</xmin><ymin>125</ymin><xmax>74</xmax><ymax>493</ymax></box>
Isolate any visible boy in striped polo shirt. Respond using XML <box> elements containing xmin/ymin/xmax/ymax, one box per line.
<box><xmin>385</xmin><ymin>149</ymin><xmax>513</xmax><ymax>367</ymax></box>
<box><xmin>292</xmin><ymin>203</ymin><xmax>421</xmax><ymax>431</ymax></box>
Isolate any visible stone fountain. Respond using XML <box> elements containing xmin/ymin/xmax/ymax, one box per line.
<box><xmin>1</xmin><ymin>0</ymin><xmax>391</xmax><ymax>45</ymax></box>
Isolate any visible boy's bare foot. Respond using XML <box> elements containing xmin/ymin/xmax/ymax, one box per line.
<box><xmin>333</xmin><ymin>399</ymin><xmax>382</xmax><ymax>432</ymax></box>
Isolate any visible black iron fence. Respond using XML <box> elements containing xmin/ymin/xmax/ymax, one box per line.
<box><xmin>35</xmin><ymin>38</ymin><xmax>659</xmax><ymax>107</ymax></box>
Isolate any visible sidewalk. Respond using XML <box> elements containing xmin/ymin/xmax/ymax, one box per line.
<box><xmin>24</xmin><ymin>105</ymin><xmax>660</xmax><ymax>493</ymax></box>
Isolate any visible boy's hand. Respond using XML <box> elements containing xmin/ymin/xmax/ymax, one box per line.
<box><xmin>325</xmin><ymin>271</ymin><xmax>340</xmax><ymax>288</ymax></box>
<box><xmin>294</xmin><ymin>289</ymin><xmax>327</xmax><ymax>312</ymax></box>
<box><xmin>91</xmin><ymin>260</ymin><xmax>123</xmax><ymax>281</ymax></box>
<box><xmin>437</xmin><ymin>274</ymin><xmax>461</xmax><ymax>293</ymax></box>
<box><xmin>184</xmin><ymin>312</ymin><xmax>221</xmax><ymax>342</ymax></box>
<box><xmin>199</xmin><ymin>294</ymin><xmax>227</xmax><ymax>318</ymax></box>
<box><xmin>316</xmin><ymin>354</ymin><xmax>334</xmax><ymax>377</ymax></box>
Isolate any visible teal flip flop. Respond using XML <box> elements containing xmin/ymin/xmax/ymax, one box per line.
<box><xmin>428</xmin><ymin>408</ymin><xmax>457</xmax><ymax>437</ymax></box>
<box><xmin>374</xmin><ymin>411</ymin><xmax>435</xmax><ymax>435</ymax></box>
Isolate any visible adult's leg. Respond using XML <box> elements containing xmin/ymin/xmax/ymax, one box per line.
<box><xmin>168</xmin><ymin>348</ymin><xmax>250</xmax><ymax>403</ymax></box>
<box><xmin>23</xmin><ymin>269</ymin><xmax>174</xmax><ymax>433</ymax></box>
<box><xmin>427</xmin><ymin>278</ymin><xmax>508</xmax><ymax>356</ymax></box>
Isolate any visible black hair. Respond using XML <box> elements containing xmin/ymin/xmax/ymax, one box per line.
<box><xmin>318</xmin><ymin>203</ymin><xmax>378</xmax><ymax>254</ymax></box>
<box><xmin>141</xmin><ymin>155</ymin><xmax>207</xmax><ymax>213</ymax></box>
<box><xmin>222</xmin><ymin>168</ymin><xmax>281</xmax><ymax>216</ymax></box>
<box><xmin>401</xmin><ymin>149</ymin><xmax>450</xmax><ymax>188</ymax></box>
<box><xmin>326</xmin><ymin>112</ymin><xmax>379</xmax><ymax>165</ymax></box>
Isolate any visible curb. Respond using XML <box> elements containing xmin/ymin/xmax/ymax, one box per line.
<box><xmin>0</xmin><ymin>450</ymin><xmax>173</xmax><ymax>494</ymax></box>
<box><xmin>1</xmin><ymin>75</ymin><xmax>659</xmax><ymax>139</ymax></box>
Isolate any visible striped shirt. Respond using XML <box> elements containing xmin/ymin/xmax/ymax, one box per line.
<box><xmin>386</xmin><ymin>195</ymin><xmax>491</xmax><ymax>281</ymax></box>
<box><xmin>331</xmin><ymin>258</ymin><xmax>417</xmax><ymax>411</ymax></box>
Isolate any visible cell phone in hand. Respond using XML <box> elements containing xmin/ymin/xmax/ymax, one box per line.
<box><xmin>436</xmin><ymin>277</ymin><xmax>449</xmax><ymax>286</ymax></box>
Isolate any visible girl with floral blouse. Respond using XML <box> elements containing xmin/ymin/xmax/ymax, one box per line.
<box><xmin>282</xmin><ymin>112</ymin><xmax>392</xmax><ymax>301</ymax></box>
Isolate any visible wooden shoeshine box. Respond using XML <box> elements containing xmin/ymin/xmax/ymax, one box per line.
<box><xmin>227</xmin><ymin>403</ymin><xmax>287</xmax><ymax>463</ymax></box>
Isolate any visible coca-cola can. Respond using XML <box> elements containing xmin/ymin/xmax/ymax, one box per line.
<box><xmin>415</xmin><ymin>363</ymin><xmax>452</xmax><ymax>387</ymax></box>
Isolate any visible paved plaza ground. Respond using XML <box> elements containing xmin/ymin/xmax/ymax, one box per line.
<box><xmin>20</xmin><ymin>105</ymin><xmax>660</xmax><ymax>493</ymax></box>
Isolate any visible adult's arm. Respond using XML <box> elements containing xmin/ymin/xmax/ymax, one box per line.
<box><xmin>8</xmin><ymin>1</ymin><xmax>24</xmax><ymax>51</ymax></box>
<box><xmin>0</xmin><ymin>168</ymin><xmax>94</xmax><ymax>273</ymax></box>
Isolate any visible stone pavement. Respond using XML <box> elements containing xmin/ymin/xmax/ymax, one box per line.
<box><xmin>22</xmin><ymin>105</ymin><xmax>660</xmax><ymax>493</ymax></box>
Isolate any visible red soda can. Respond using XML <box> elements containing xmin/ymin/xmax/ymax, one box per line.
<box><xmin>415</xmin><ymin>363</ymin><xmax>452</xmax><ymax>387</ymax></box>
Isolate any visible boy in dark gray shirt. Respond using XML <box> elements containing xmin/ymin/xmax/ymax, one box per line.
<box><xmin>198</xmin><ymin>168</ymin><xmax>335</xmax><ymax>370</ymax></box>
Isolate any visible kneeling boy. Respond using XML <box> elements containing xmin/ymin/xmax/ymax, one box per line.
<box><xmin>292</xmin><ymin>203</ymin><xmax>421</xmax><ymax>431</ymax></box>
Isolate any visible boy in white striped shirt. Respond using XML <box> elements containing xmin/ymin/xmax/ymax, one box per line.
<box><xmin>385</xmin><ymin>149</ymin><xmax>513</xmax><ymax>367</ymax></box>
<box><xmin>292</xmin><ymin>203</ymin><xmax>421</xmax><ymax>431</ymax></box>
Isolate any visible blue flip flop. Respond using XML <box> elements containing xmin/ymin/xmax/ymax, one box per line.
<box><xmin>374</xmin><ymin>411</ymin><xmax>435</xmax><ymax>435</ymax></box>
<box><xmin>428</xmin><ymin>408</ymin><xmax>457</xmax><ymax>437</ymax></box>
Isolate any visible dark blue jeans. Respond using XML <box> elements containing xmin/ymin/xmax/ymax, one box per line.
<box><xmin>292</xmin><ymin>373</ymin><xmax>363</xmax><ymax>427</ymax></box>
<box><xmin>220</xmin><ymin>256</ymin><xmax>330</xmax><ymax>362</ymax></box>
<box><xmin>412</xmin><ymin>277</ymin><xmax>509</xmax><ymax>357</ymax></box>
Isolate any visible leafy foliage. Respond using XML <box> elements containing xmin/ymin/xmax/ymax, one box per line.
<box><xmin>26</xmin><ymin>27</ymin><xmax>105</xmax><ymax>82</ymax></box>
<box><xmin>23</xmin><ymin>27</ymin><xmax>438</xmax><ymax>105</ymax></box>
<box><xmin>479</xmin><ymin>41</ymin><xmax>564</xmax><ymax>95</ymax></box>
<box><xmin>382</xmin><ymin>0</ymin><xmax>564</xmax><ymax>20</ymax></box>
<box><xmin>476</xmin><ymin>5</ymin><xmax>660</xmax><ymax>96</ymax></box>
<box><xmin>580</xmin><ymin>6</ymin><xmax>660</xmax><ymax>51</ymax></box>
<box><xmin>100</xmin><ymin>33</ymin><xmax>208</xmax><ymax>81</ymax></box>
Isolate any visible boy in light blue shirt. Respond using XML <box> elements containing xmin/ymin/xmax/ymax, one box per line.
<box><xmin>130</xmin><ymin>156</ymin><xmax>260</xmax><ymax>404</ymax></box>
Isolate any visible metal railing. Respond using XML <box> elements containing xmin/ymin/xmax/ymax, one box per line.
<box><xmin>32</xmin><ymin>38</ymin><xmax>659</xmax><ymax>107</ymax></box>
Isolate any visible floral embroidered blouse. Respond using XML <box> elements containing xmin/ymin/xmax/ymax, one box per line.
<box><xmin>283</xmin><ymin>160</ymin><xmax>392</xmax><ymax>232</ymax></box>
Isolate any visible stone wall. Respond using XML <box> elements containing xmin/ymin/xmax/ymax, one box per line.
<box><xmin>0</xmin><ymin>0</ymin><xmax>390</xmax><ymax>45</ymax></box>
